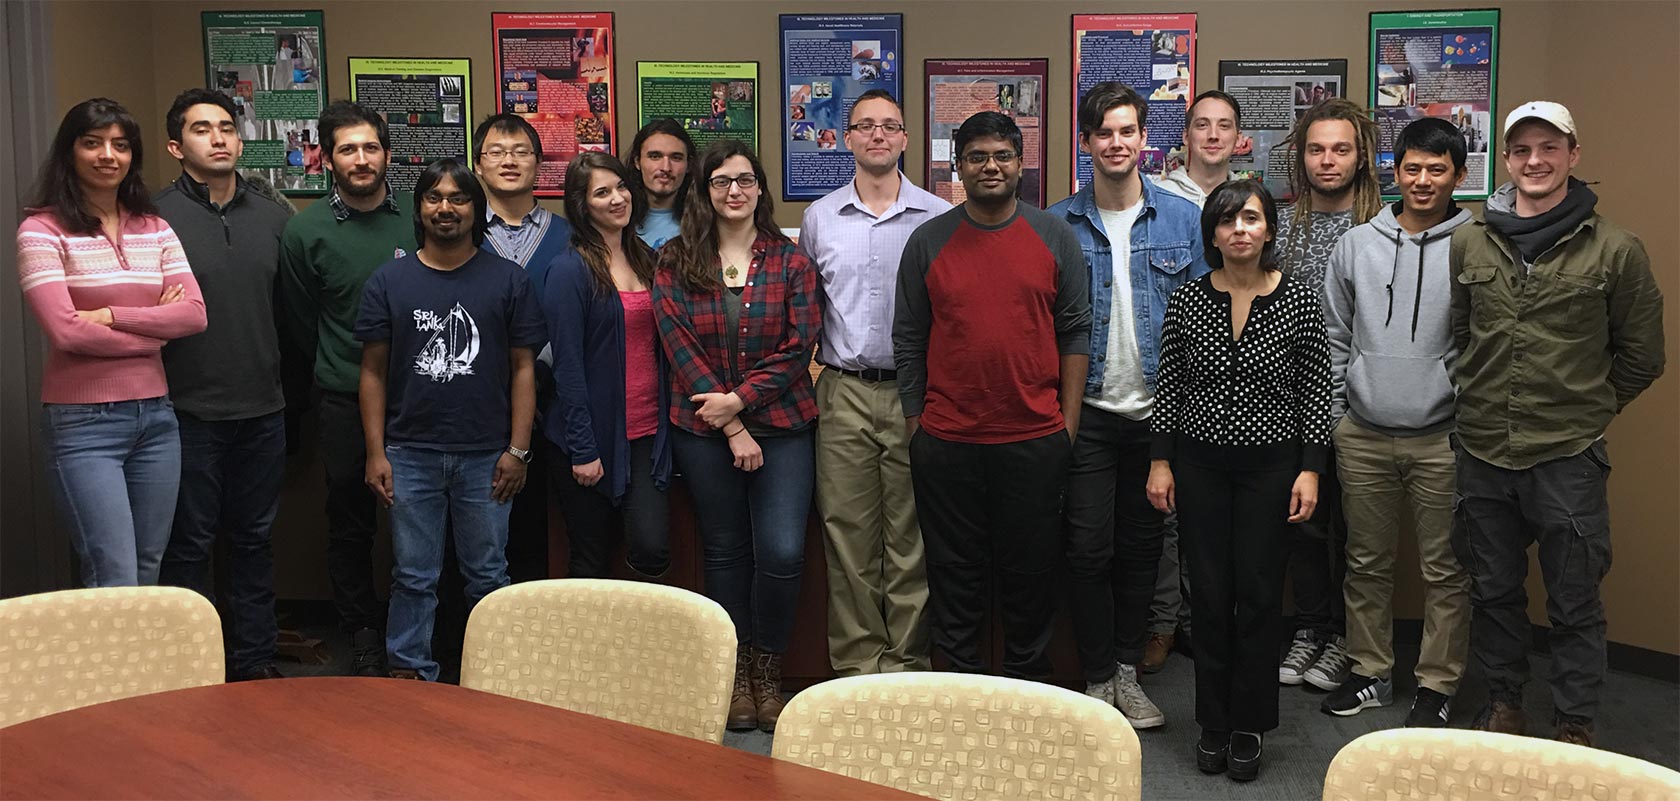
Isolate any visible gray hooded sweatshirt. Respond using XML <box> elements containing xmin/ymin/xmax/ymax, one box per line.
<box><xmin>1323</xmin><ymin>201</ymin><xmax>1472</xmax><ymax>436</ymax></box>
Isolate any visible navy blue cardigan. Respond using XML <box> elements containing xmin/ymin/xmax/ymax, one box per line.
<box><xmin>540</xmin><ymin>246</ymin><xmax>673</xmax><ymax>501</ymax></box>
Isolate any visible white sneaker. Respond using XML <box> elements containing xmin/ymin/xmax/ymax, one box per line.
<box><xmin>1114</xmin><ymin>663</ymin><xmax>1165</xmax><ymax>729</ymax></box>
<box><xmin>1278</xmin><ymin>628</ymin><xmax>1322</xmax><ymax>685</ymax></box>
<box><xmin>1304</xmin><ymin>635</ymin><xmax>1353</xmax><ymax>691</ymax></box>
<box><xmin>1084</xmin><ymin>674</ymin><xmax>1116</xmax><ymax>706</ymax></box>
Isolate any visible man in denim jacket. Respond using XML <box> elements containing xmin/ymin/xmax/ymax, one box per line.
<box><xmin>1049</xmin><ymin>81</ymin><xmax>1206</xmax><ymax>729</ymax></box>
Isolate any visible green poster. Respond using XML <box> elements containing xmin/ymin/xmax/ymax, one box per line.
<box><xmin>201</xmin><ymin>10</ymin><xmax>328</xmax><ymax>195</ymax></box>
<box><xmin>348</xmin><ymin>57</ymin><xmax>474</xmax><ymax>193</ymax></box>
<box><xmin>1369</xmin><ymin>9</ymin><xmax>1500</xmax><ymax>199</ymax></box>
<box><xmin>637</xmin><ymin>62</ymin><xmax>759</xmax><ymax>151</ymax></box>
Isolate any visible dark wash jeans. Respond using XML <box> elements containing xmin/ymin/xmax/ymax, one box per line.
<box><xmin>159</xmin><ymin>409</ymin><xmax>286</xmax><ymax>674</ymax></box>
<box><xmin>671</xmin><ymin>428</ymin><xmax>814</xmax><ymax>655</ymax></box>
<box><xmin>1288</xmin><ymin>446</ymin><xmax>1346</xmax><ymax>640</ymax></box>
<box><xmin>317</xmin><ymin>389</ymin><xmax>385</xmax><ymax>633</ymax></box>
<box><xmin>553</xmin><ymin>436</ymin><xmax>671</xmax><ymax>579</ymax></box>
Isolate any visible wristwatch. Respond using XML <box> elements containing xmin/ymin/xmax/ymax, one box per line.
<box><xmin>505</xmin><ymin>445</ymin><xmax>532</xmax><ymax>464</ymax></box>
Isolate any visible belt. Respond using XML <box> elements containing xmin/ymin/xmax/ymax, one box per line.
<box><xmin>826</xmin><ymin>365</ymin><xmax>897</xmax><ymax>382</ymax></box>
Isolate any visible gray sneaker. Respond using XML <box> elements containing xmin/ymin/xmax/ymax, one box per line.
<box><xmin>1084</xmin><ymin>673</ymin><xmax>1117</xmax><ymax>706</ymax></box>
<box><xmin>1304</xmin><ymin>635</ymin><xmax>1353</xmax><ymax>691</ymax></box>
<box><xmin>1114</xmin><ymin>663</ymin><xmax>1165</xmax><ymax>729</ymax></box>
<box><xmin>1278</xmin><ymin>628</ymin><xmax>1322</xmax><ymax>685</ymax></box>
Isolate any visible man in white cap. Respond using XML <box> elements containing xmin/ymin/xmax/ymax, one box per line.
<box><xmin>1448</xmin><ymin>101</ymin><xmax>1665</xmax><ymax>747</ymax></box>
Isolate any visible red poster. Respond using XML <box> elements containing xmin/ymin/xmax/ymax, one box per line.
<box><xmin>492</xmin><ymin>12</ymin><xmax>616</xmax><ymax>197</ymax></box>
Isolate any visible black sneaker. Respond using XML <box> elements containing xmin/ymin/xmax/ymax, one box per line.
<box><xmin>229</xmin><ymin>664</ymin><xmax>285</xmax><ymax>682</ymax></box>
<box><xmin>1228</xmin><ymin>731</ymin><xmax>1262</xmax><ymax>782</ymax></box>
<box><xmin>350</xmin><ymin>627</ymin><xmax>386</xmax><ymax>677</ymax></box>
<box><xmin>1321</xmin><ymin>673</ymin><xmax>1392</xmax><ymax>716</ymax></box>
<box><xmin>1196</xmin><ymin>729</ymin><xmax>1229</xmax><ymax>774</ymax></box>
<box><xmin>1405</xmin><ymin>688</ymin><xmax>1452</xmax><ymax>727</ymax></box>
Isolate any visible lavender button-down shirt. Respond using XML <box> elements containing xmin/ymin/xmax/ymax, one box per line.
<box><xmin>797</xmin><ymin>173</ymin><xmax>952</xmax><ymax>372</ymax></box>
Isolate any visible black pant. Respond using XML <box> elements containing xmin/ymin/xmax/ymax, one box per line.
<box><xmin>1455</xmin><ymin>442</ymin><xmax>1611</xmax><ymax>720</ymax></box>
<box><xmin>159</xmin><ymin>410</ymin><xmax>286</xmax><ymax>674</ymax></box>
<box><xmin>1178</xmin><ymin>457</ymin><xmax>1296</xmax><ymax>733</ymax></box>
<box><xmin>911</xmin><ymin>428</ymin><xmax>1071</xmax><ymax>681</ymax></box>
<box><xmin>552</xmin><ymin>437</ymin><xmax>671</xmax><ymax>579</ymax></box>
<box><xmin>317</xmin><ymin>389</ymin><xmax>384</xmax><ymax>633</ymax></box>
<box><xmin>505</xmin><ymin>440</ymin><xmax>550</xmax><ymax>583</ymax></box>
<box><xmin>1288</xmin><ymin>447</ymin><xmax>1346</xmax><ymax>639</ymax></box>
<box><xmin>1063</xmin><ymin>407</ymin><xmax>1166</xmax><ymax>682</ymax></box>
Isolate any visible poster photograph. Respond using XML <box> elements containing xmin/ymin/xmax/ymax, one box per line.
<box><xmin>347</xmin><ymin>58</ymin><xmax>473</xmax><ymax>193</ymax></box>
<box><xmin>637</xmin><ymin>62</ymin><xmax>759</xmax><ymax>150</ymax></box>
<box><xmin>491</xmin><ymin>11</ymin><xmax>616</xmax><ymax>197</ymax></box>
<box><xmin>1071</xmin><ymin>13</ymin><xmax>1197</xmax><ymax>193</ymax></box>
<box><xmin>200</xmin><ymin>10</ymin><xmax>327</xmax><ymax>195</ymax></box>
<box><xmin>1219</xmin><ymin>59</ymin><xmax>1349</xmax><ymax>199</ymax></box>
<box><xmin>1369</xmin><ymin>9</ymin><xmax>1499</xmax><ymax>199</ymax></box>
<box><xmin>924</xmin><ymin>59</ymin><xmax>1049</xmax><ymax>208</ymax></box>
<box><xmin>779</xmin><ymin>13</ymin><xmax>903</xmax><ymax>201</ymax></box>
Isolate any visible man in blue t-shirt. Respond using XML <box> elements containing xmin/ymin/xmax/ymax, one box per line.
<box><xmin>627</xmin><ymin>118</ymin><xmax>695</xmax><ymax>248</ymax></box>
<box><xmin>354</xmin><ymin>159</ymin><xmax>547</xmax><ymax>681</ymax></box>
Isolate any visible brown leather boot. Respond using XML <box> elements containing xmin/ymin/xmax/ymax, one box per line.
<box><xmin>1554</xmin><ymin>715</ymin><xmax>1595</xmax><ymax>747</ymax></box>
<box><xmin>1141</xmin><ymin>632</ymin><xmax>1174</xmax><ymax>674</ymax></box>
<box><xmin>753</xmin><ymin>649</ymin><xmax>785</xmax><ymax>732</ymax></box>
<box><xmin>1472</xmin><ymin>696</ymin><xmax>1526</xmax><ymax>736</ymax></box>
<box><xmin>727</xmin><ymin>646</ymin><xmax>757</xmax><ymax>730</ymax></box>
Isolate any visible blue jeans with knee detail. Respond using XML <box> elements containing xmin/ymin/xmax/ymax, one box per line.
<box><xmin>42</xmin><ymin>397</ymin><xmax>181</xmax><ymax>587</ymax></box>
<box><xmin>384</xmin><ymin>445</ymin><xmax>511</xmax><ymax>681</ymax></box>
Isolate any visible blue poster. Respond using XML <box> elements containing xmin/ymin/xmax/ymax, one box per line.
<box><xmin>779</xmin><ymin>13</ymin><xmax>903</xmax><ymax>201</ymax></box>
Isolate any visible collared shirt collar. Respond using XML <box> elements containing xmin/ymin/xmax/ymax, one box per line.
<box><xmin>175</xmin><ymin>171</ymin><xmax>246</xmax><ymax>211</ymax></box>
<box><xmin>839</xmin><ymin>171</ymin><xmax>934</xmax><ymax>220</ymax></box>
<box><xmin>329</xmin><ymin>179</ymin><xmax>401</xmax><ymax>222</ymax></box>
<box><xmin>486</xmin><ymin>202</ymin><xmax>549</xmax><ymax>228</ymax></box>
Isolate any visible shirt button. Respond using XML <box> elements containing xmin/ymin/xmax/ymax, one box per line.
<box><xmin>1103</xmin><ymin>280</ymin><xmax>1112</xmax><ymax>287</ymax></box>
<box><xmin>744</xmin><ymin>302</ymin><xmax>750</xmax><ymax>308</ymax></box>
<box><xmin>747</xmin><ymin>281</ymin><xmax>754</xmax><ymax>286</ymax></box>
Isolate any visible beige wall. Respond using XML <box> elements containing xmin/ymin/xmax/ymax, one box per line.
<box><xmin>36</xmin><ymin>0</ymin><xmax>1678</xmax><ymax>654</ymax></box>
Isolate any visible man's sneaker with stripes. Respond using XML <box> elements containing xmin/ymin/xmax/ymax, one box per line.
<box><xmin>1405</xmin><ymin>688</ymin><xmax>1452</xmax><ymax>727</ymax></box>
<box><xmin>1321</xmin><ymin>673</ymin><xmax>1392</xmax><ymax>716</ymax></box>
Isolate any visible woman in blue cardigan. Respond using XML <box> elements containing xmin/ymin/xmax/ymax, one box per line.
<box><xmin>543</xmin><ymin>151</ymin><xmax>673</xmax><ymax>578</ymax></box>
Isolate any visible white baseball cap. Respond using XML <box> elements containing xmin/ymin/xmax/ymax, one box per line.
<box><xmin>1503</xmin><ymin>101</ymin><xmax>1576</xmax><ymax>137</ymax></box>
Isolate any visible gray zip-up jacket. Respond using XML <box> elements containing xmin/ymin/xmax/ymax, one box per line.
<box><xmin>1323</xmin><ymin>202</ymin><xmax>1472</xmax><ymax>436</ymax></box>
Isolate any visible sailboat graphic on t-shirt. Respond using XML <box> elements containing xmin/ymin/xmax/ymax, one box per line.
<box><xmin>412</xmin><ymin>303</ymin><xmax>479</xmax><ymax>382</ymax></box>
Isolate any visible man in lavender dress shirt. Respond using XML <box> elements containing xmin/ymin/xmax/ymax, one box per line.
<box><xmin>798</xmin><ymin>89</ymin><xmax>952</xmax><ymax>676</ymax></box>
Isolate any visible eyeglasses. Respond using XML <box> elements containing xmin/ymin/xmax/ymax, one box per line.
<box><xmin>422</xmin><ymin>193</ymin><xmax>473</xmax><ymax>207</ymax></box>
<box><xmin>960</xmin><ymin>151</ymin><xmax>1019</xmax><ymax>166</ymax></box>
<box><xmin>707</xmin><ymin>173</ymin><xmax>759</xmax><ymax>190</ymax></box>
<box><xmin>846</xmin><ymin>122</ymin><xmax>905</xmax><ymax>135</ymax></box>
<box><xmin>482</xmin><ymin>146</ymin><xmax>535</xmax><ymax>162</ymax></box>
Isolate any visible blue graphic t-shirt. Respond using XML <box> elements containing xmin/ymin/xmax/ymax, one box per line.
<box><xmin>638</xmin><ymin>206</ymin><xmax>681</xmax><ymax>249</ymax></box>
<box><xmin>355</xmin><ymin>251</ymin><xmax>548</xmax><ymax>451</ymax></box>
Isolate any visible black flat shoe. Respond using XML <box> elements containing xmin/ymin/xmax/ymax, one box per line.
<box><xmin>1196</xmin><ymin>729</ymin><xmax>1229</xmax><ymax>774</ymax></box>
<box><xmin>1228</xmin><ymin>731</ymin><xmax>1262</xmax><ymax>782</ymax></box>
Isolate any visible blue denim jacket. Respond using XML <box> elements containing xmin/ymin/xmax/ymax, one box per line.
<box><xmin>1048</xmin><ymin>177</ymin><xmax>1207</xmax><ymax>396</ymax></box>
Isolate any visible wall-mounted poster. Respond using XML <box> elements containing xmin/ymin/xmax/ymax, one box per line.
<box><xmin>201</xmin><ymin>10</ymin><xmax>327</xmax><ymax>195</ymax></box>
<box><xmin>1071</xmin><ymin>13</ymin><xmax>1196</xmax><ymax>194</ymax></box>
<box><xmin>924</xmin><ymin>59</ymin><xmax>1049</xmax><ymax>208</ymax></box>
<box><xmin>347</xmin><ymin>58</ymin><xmax>472</xmax><ymax>193</ymax></box>
<box><xmin>779</xmin><ymin>13</ymin><xmax>903</xmax><ymax>201</ymax></box>
<box><xmin>491</xmin><ymin>12</ymin><xmax>616</xmax><ymax>197</ymax></box>
<box><xmin>637</xmin><ymin>62</ymin><xmax>759</xmax><ymax>150</ymax></box>
<box><xmin>1219</xmin><ymin>59</ymin><xmax>1349</xmax><ymax>200</ymax></box>
<box><xmin>1369</xmin><ymin>9</ymin><xmax>1499</xmax><ymax>200</ymax></box>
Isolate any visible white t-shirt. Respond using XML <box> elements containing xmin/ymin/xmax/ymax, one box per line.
<box><xmin>1089</xmin><ymin>201</ymin><xmax>1152</xmax><ymax>419</ymax></box>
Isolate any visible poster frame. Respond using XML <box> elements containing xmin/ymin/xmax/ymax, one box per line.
<box><xmin>778</xmin><ymin>13</ymin><xmax>905</xmax><ymax>202</ymax></box>
<box><xmin>1367</xmin><ymin>8</ymin><xmax>1501</xmax><ymax>200</ymax></box>
<box><xmin>635</xmin><ymin>60</ymin><xmax>762</xmax><ymax>151</ymax></box>
<box><xmin>1216</xmin><ymin>58</ymin><xmax>1349</xmax><ymax>201</ymax></box>
<box><xmin>200</xmin><ymin>8</ymin><xmax>329</xmax><ymax>197</ymax></box>
<box><xmin>490</xmin><ymin>10</ymin><xmax>618</xmax><ymax>198</ymax></box>
<box><xmin>923</xmin><ymin>58</ymin><xmax>1051</xmax><ymax>209</ymax></box>
<box><xmin>1069</xmin><ymin>12</ymin><xmax>1198</xmax><ymax>194</ymax></box>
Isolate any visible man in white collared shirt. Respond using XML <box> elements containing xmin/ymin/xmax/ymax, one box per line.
<box><xmin>798</xmin><ymin>89</ymin><xmax>951</xmax><ymax>676</ymax></box>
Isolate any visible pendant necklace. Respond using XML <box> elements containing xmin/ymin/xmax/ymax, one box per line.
<box><xmin>724</xmin><ymin>263</ymin><xmax>740</xmax><ymax>280</ymax></box>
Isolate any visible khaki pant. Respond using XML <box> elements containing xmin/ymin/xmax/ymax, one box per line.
<box><xmin>1334</xmin><ymin>417</ymin><xmax>1470</xmax><ymax>694</ymax></box>
<box><xmin>815</xmin><ymin>369</ymin><xmax>930</xmax><ymax>675</ymax></box>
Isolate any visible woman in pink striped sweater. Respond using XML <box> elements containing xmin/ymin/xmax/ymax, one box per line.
<box><xmin>16</xmin><ymin>98</ymin><xmax>208</xmax><ymax>587</ymax></box>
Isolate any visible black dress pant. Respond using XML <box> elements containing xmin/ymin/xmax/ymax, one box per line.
<box><xmin>552</xmin><ymin>437</ymin><xmax>671</xmax><ymax>579</ymax></box>
<box><xmin>1288</xmin><ymin>447</ymin><xmax>1346</xmax><ymax>639</ymax></box>
<box><xmin>317</xmin><ymin>389</ymin><xmax>385</xmax><ymax>633</ymax></box>
<box><xmin>1177</xmin><ymin>456</ymin><xmax>1296</xmax><ymax>733</ymax></box>
<box><xmin>1063</xmin><ymin>407</ymin><xmax>1167</xmax><ymax>682</ymax></box>
<box><xmin>910</xmin><ymin>427</ymin><xmax>1071</xmax><ymax>681</ymax></box>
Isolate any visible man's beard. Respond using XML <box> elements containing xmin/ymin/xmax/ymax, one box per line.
<box><xmin>340</xmin><ymin>169</ymin><xmax>386</xmax><ymax>198</ymax></box>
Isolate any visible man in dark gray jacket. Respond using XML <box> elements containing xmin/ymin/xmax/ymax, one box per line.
<box><xmin>154</xmin><ymin>88</ymin><xmax>293</xmax><ymax>682</ymax></box>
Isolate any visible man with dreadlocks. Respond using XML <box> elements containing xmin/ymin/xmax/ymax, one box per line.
<box><xmin>1272</xmin><ymin>98</ymin><xmax>1383</xmax><ymax>694</ymax></box>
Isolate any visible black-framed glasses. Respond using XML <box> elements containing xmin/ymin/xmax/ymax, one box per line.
<box><xmin>708</xmin><ymin>173</ymin><xmax>759</xmax><ymax>190</ymax></box>
<box><xmin>960</xmin><ymin>151</ymin><xmax>1019</xmax><ymax>166</ymax></box>
<box><xmin>422</xmin><ymin>193</ymin><xmax>473</xmax><ymax>207</ymax></box>
<box><xmin>846</xmin><ymin>122</ymin><xmax>906</xmax><ymax>135</ymax></box>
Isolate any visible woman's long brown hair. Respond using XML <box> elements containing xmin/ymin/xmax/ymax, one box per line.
<box><xmin>659</xmin><ymin>139</ymin><xmax>789</xmax><ymax>293</ymax></box>
<box><xmin>562</xmin><ymin>151</ymin><xmax>657</xmax><ymax>295</ymax></box>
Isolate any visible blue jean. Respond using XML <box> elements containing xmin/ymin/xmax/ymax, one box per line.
<box><xmin>671</xmin><ymin>428</ymin><xmax>814</xmax><ymax>654</ymax></box>
<box><xmin>42</xmin><ymin>397</ymin><xmax>181</xmax><ymax>587</ymax></box>
<box><xmin>159</xmin><ymin>410</ymin><xmax>286</xmax><ymax>674</ymax></box>
<box><xmin>384</xmin><ymin>445</ymin><xmax>511</xmax><ymax>681</ymax></box>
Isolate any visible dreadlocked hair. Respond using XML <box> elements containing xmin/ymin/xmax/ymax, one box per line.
<box><xmin>1283</xmin><ymin>98</ymin><xmax>1382</xmax><ymax>268</ymax></box>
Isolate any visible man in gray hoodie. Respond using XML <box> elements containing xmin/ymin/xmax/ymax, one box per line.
<box><xmin>1318</xmin><ymin>118</ymin><xmax>1472</xmax><ymax>727</ymax></box>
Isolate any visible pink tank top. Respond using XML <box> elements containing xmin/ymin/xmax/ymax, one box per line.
<box><xmin>620</xmin><ymin>289</ymin><xmax>659</xmax><ymax>440</ymax></box>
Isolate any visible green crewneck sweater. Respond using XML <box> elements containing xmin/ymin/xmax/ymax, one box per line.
<box><xmin>278</xmin><ymin>191</ymin><xmax>417</xmax><ymax>394</ymax></box>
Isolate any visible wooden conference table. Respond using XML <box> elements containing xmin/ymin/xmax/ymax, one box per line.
<box><xmin>0</xmin><ymin>677</ymin><xmax>919</xmax><ymax>800</ymax></box>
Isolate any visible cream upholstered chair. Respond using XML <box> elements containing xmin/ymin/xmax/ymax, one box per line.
<box><xmin>0</xmin><ymin>586</ymin><xmax>224</xmax><ymax>727</ymax></box>
<box><xmin>1323</xmin><ymin>728</ymin><xmax>1680</xmax><ymax>801</ymax></box>
<box><xmin>771</xmin><ymin>672</ymin><xmax>1141</xmax><ymax>801</ymax></box>
<box><xmin>460</xmin><ymin>579</ymin><xmax>736</xmax><ymax>743</ymax></box>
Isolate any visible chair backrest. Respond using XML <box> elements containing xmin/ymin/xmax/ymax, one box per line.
<box><xmin>0</xmin><ymin>586</ymin><xmax>224</xmax><ymax>727</ymax></box>
<box><xmin>1324</xmin><ymin>728</ymin><xmax>1680</xmax><ymax>801</ymax></box>
<box><xmin>771</xmin><ymin>672</ymin><xmax>1142</xmax><ymax>801</ymax></box>
<box><xmin>460</xmin><ymin>579</ymin><xmax>736</xmax><ymax>743</ymax></box>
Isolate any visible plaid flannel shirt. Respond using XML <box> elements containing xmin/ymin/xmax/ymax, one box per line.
<box><xmin>653</xmin><ymin>234</ymin><xmax>821</xmax><ymax>435</ymax></box>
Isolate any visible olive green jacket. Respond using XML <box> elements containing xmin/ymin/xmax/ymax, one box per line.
<box><xmin>1449</xmin><ymin>189</ymin><xmax>1665</xmax><ymax>470</ymax></box>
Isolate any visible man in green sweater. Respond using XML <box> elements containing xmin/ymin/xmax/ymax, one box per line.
<box><xmin>279</xmin><ymin>101</ymin><xmax>417</xmax><ymax>676</ymax></box>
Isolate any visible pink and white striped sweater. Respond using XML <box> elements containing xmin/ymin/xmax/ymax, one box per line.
<box><xmin>16</xmin><ymin>211</ymin><xmax>208</xmax><ymax>404</ymax></box>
